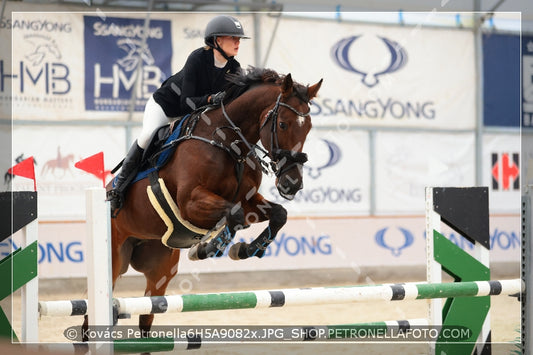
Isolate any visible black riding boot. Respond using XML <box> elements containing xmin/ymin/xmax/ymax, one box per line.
<box><xmin>107</xmin><ymin>141</ymin><xmax>144</xmax><ymax>217</ymax></box>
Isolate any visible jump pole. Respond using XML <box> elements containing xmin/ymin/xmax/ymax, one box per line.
<box><xmin>38</xmin><ymin>279</ymin><xmax>521</xmax><ymax>317</ymax></box>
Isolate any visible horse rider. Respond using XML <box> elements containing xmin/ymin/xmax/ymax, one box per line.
<box><xmin>107</xmin><ymin>15</ymin><xmax>249</xmax><ymax>216</ymax></box>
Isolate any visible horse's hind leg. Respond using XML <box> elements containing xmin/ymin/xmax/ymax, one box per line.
<box><xmin>130</xmin><ymin>240</ymin><xmax>180</xmax><ymax>334</ymax></box>
<box><xmin>229</xmin><ymin>202</ymin><xmax>287</xmax><ymax>260</ymax></box>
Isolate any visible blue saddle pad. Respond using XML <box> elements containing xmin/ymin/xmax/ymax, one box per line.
<box><xmin>130</xmin><ymin>117</ymin><xmax>187</xmax><ymax>185</ymax></box>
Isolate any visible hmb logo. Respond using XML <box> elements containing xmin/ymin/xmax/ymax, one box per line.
<box><xmin>491</xmin><ymin>152</ymin><xmax>519</xmax><ymax>191</ymax></box>
<box><xmin>83</xmin><ymin>16</ymin><xmax>171</xmax><ymax>112</ymax></box>
<box><xmin>0</xmin><ymin>34</ymin><xmax>71</xmax><ymax>95</ymax></box>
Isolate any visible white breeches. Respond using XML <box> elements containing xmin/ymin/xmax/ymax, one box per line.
<box><xmin>137</xmin><ymin>96</ymin><xmax>173</xmax><ymax>149</ymax></box>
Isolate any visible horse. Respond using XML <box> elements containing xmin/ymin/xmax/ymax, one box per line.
<box><xmin>41</xmin><ymin>152</ymin><xmax>74</xmax><ymax>178</ymax></box>
<box><xmin>86</xmin><ymin>68</ymin><xmax>322</xmax><ymax>335</ymax></box>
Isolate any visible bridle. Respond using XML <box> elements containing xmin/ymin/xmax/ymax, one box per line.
<box><xmin>215</xmin><ymin>92</ymin><xmax>310</xmax><ymax>178</ymax></box>
<box><xmin>259</xmin><ymin>93</ymin><xmax>310</xmax><ymax>177</ymax></box>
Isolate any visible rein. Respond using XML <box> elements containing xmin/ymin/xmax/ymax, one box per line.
<box><xmin>156</xmin><ymin>90</ymin><xmax>310</xmax><ymax>180</ymax></box>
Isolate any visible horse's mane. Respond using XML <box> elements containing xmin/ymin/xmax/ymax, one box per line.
<box><xmin>224</xmin><ymin>67</ymin><xmax>309</xmax><ymax>104</ymax></box>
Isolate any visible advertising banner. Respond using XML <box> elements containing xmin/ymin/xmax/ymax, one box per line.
<box><xmin>6</xmin><ymin>12</ymin><xmax>84</xmax><ymax>119</ymax></box>
<box><xmin>13</xmin><ymin>126</ymin><xmax>520</xmax><ymax>220</ymax></box>
<box><xmin>482</xmin><ymin>33</ymin><xmax>521</xmax><ymax>127</ymax></box>
<box><xmin>4</xmin><ymin>214</ymin><xmax>519</xmax><ymax>279</ymax></box>
<box><xmin>481</xmin><ymin>33</ymin><xmax>533</xmax><ymax>128</ymax></box>
<box><xmin>4</xmin><ymin>11</ymin><xmax>254</xmax><ymax>120</ymax></box>
<box><xmin>0</xmin><ymin>6</ymin><xmax>520</xmax><ymax>279</ymax></box>
<box><xmin>261</xmin><ymin>17</ymin><xmax>476</xmax><ymax>130</ymax></box>
<box><xmin>83</xmin><ymin>15</ymin><xmax>172</xmax><ymax>114</ymax></box>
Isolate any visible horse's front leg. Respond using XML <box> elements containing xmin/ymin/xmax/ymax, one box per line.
<box><xmin>185</xmin><ymin>187</ymin><xmax>245</xmax><ymax>260</ymax></box>
<box><xmin>228</xmin><ymin>195</ymin><xmax>287</xmax><ymax>260</ymax></box>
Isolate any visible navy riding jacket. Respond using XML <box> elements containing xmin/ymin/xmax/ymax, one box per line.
<box><xmin>153</xmin><ymin>47</ymin><xmax>241</xmax><ymax>118</ymax></box>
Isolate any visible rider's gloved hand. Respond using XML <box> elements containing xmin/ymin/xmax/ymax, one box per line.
<box><xmin>210</xmin><ymin>91</ymin><xmax>226</xmax><ymax>105</ymax></box>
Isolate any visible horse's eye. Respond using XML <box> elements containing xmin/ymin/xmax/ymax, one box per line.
<box><xmin>279</xmin><ymin>122</ymin><xmax>287</xmax><ymax>130</ymax></box>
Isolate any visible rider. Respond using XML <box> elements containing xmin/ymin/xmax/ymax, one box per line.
<box><xmin>107</xmin><ymin>15</ymin><xmax>249</xmax><ymax>216</ymax></box>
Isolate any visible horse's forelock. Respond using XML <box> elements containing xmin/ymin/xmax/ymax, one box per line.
<box><xmin>294</xmin><ymin>84</ymin><xmax>310</xmax><ymax>103</ymax></box>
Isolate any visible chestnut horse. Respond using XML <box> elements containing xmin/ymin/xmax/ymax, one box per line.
<box><xmin>102</xmin><ymin>68</ymin><xmax>322</xmax><ymax>333</ymax></box>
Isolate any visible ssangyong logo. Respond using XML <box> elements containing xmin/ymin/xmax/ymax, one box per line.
<box><xmin>304</xmin><ymin>139</ymin><xmax>341</xmax><ymax>179</ymax></box>
<box><xmin>374</xmin><ymin>227</ymin><xmax>414</xmax><ymax>256</ymax></box>
<box><xmin>331</xmin><ymin>35</ymin><xmax>408</xmax><ymax>88</ymax></box>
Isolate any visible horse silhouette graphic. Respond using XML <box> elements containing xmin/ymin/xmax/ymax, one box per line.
<box><xmin>24</xmin><ymin>34</ymin><xmax>61</xmax><ymax>66</ymax></box>
<box><xmin>116</xmin><ymin>38</ymin><xmax>155</xmax><ymax>72</ymax></box>
<box><xmin>41</xmin><ymin>147</ymin><xmax>75</xmax><ymax>179</ymax></box>
<box><xmin>331</xmin><ymin>35</ymin><xmax>408</xmax><ymax>88</ymax></box>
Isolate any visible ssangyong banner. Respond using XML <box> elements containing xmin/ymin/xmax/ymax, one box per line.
<box><xmin>261</xmin><ymin>16</ymin><xmax>476</xmax><ymax>130</ymax></box>
<box><xmin>6</xmin><ymin>214</ymin><xmax>518</xmax><ymax>279</ymax></box>
<box><xmin>259</xmin><ymin>129</ymin><xmax>370</xmax><ymax>216</ymax></box>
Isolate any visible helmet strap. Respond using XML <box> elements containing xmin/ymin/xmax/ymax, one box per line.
<box><xmin>213</xmin><ymin>36</ymin><xmax>233</xmax><ymax>61</ymax></box>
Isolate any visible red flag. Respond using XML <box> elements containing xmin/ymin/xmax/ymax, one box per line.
<box><xmin>8</xmin><ymin>156</ymin><xmax>36</xmax><ymax>191</ymax></box>
<box><xmin>75</xmin><ymin>152</ymin><xmax>106</xmax><ymax>187</ymax></box>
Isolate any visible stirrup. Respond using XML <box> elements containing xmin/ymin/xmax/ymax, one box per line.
<box><xmin>106</xmin><ymin>190</ymin><xmax>123</xmax><ymax>218</ymax></box>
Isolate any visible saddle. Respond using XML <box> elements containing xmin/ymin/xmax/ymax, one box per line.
<box><xmin>130</xmin><ymin>116</ymin><xmax>188</xmax><ymax>185</ymax></box>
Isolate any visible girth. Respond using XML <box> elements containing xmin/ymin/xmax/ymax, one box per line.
<box><xmin>147</xmin><ymin>171</ymin><xmax>224</xmax><ymax>249</ymax></box>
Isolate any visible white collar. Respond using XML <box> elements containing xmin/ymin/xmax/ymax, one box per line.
<box><xmin>214</xmin><ymin>52</ymin><xmax>227</xmax><ymax>68</ymax></box>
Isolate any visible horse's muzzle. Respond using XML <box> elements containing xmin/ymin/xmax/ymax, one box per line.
<box><xmin>272</xmin><ymin>149</ymin><xmax>307</xmax><ymax>200</ymax></box>
<box><xmin>275</xmin><ymin>164</ymin><xmax>305</xmax><ymax>200</ymax></box>
<box><xmin>276</xmin><ymin>176</ymin><xmax>302</xmax><ymax>200</ymax></box>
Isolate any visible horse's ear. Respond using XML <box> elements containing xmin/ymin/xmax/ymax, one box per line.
<box><xmin>307</xmin><ymin>79</ymin><xmax>323</xmax><ymax>100</ymax></box>
<box><xmin>281</xmin><ymin>73</ymin><xmax>293</xmax><ymax>97</ymax></box>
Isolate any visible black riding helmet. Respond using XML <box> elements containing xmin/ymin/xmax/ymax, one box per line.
<box><xmin>204</xmin><ymin>15</ymin><xmax>249</xmax><ymax>59</ymax></box>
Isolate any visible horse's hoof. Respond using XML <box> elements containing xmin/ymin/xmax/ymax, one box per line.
<box><xmin>188</xmin><ymin>243</ymin><xmax>206</xmax><ymax>261</ymax></box>
<box><xmin>228</xmin><ymin>242</ymin><xmax>249</xmax><ymax>260</ymax></box>
<box><xmin>188</xmin><ymin>244</ymin><xmax>199</xmax><ymax>261</ymax></box>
